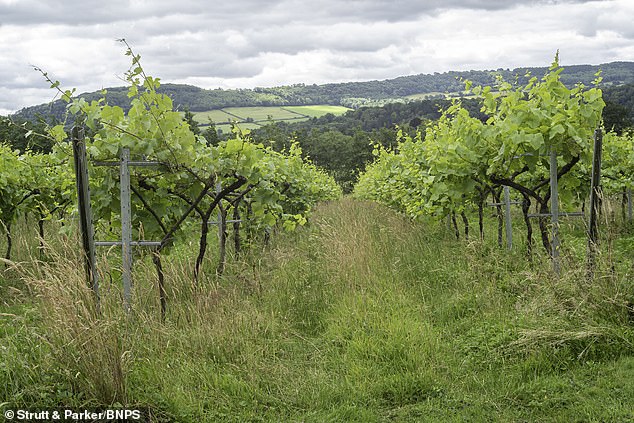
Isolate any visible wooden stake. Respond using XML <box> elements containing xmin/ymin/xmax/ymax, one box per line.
<box><xmin>72</xmin><ymin>126</ymin><xmax>100</xmax><ymax>310</ymax></box>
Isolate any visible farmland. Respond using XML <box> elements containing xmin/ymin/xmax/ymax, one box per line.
<box><xmin>2</xmin><ymin>46</ymin><xmax>634</xmax><ymax>422</ymax></box>
<box><xmin>192</xmin><ymin>105</ymin><xmax>350</xmax><ymax>133</ymax></box>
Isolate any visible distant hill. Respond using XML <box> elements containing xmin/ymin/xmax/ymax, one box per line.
<box><xmin>12</xmin><ymin>61</ymin><xmax>634</xmax><ymax>122</ymax></box>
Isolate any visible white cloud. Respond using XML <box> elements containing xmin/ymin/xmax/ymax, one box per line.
<box><xmin>0</xmin><ymin>0</ymin><xmax>630</xmax><ymax>114</ymax></box>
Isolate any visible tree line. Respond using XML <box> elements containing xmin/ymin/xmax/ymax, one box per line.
<box><xmin>13</xmin><ymin>61</ymin><xmax>634</xmax><ymax>122</ymax></box>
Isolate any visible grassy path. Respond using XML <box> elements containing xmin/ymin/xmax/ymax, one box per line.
<box><xmin>2</xmin><ymin>198</ymin><xmax>634</xmax><ymax>421</ymax></box>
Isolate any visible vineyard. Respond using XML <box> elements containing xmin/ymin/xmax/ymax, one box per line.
<box><xmin>2</xmin><ymin>48</ymin><xmax>634</xmax><ymax>421</ymax></box>
<box><xmin>355</xmin><ymin>55</ymin><xmax>633</xmax><ymax>269</ymax></box>
<box><xmin>1</xmin><ymin>42</ymin><xmax>341</xmax><ymax>317</ymax></box>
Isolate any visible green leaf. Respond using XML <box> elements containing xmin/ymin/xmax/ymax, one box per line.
<box><xmin>527</xmin><ymin>133</ymin><xmax>544</xmax><ymax>150</ymax></box>
<box><xmin>550</xmin><ymin>124</ymin><xmax>565</xmax><ymax>138</ymax></box>
<box><xmin>225</xmin><ymin>138</ymin><xmax>243</xmax><ymax>154</ymax></box>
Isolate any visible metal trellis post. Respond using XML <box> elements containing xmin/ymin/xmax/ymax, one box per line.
<box><xmin>94</xmin><ymin>148</ymin><xmax>161</xmax><ymax>312</ymax></box>
<box><xmin>587</xmin><ymin>128</ymin><xmax>603</xmax><ymax>272</ymax></box>
<box><xmin>550</xmin><ymin>148</ymin><xmax>560</xmax><ymax>275</ymax></box>
<box><xmin>503</xmin><ymin>186</ymin><xmax>513</xmax><ymax>250</ymax></box>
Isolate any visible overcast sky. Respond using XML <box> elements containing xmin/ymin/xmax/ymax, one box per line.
<box><xmin>0</xmin><ymin>0</ymin><xmax>632</xmax><ymax>115</ymax></box>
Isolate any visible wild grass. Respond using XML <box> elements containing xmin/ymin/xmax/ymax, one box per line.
<box><xmin>1</xmin><ymin>198</ymin><xmax>634</xmax><ymax>421</ymax></box>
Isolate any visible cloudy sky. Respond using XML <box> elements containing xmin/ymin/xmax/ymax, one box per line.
<box><xmin>0</xmin><ymin>0</ymin><xmax>632</xmax><ymax>115</ymax></box>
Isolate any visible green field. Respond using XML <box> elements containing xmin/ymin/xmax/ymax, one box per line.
<box><xmin>216</xmin><ymin>122</ymin><xmax>262</xmax><ymax>133</ymax></box>
<box><xmin>191</xmin><ymin>109</ymin><xmax>236</xmax><ymax>124</ymax></box>
<box><xmin>223</xmin><ymin>106</ymin><xmax>302</xmax><ymax>121</ymax></box>
<box><xmin>193</xmin><ymin>105</ymin><xmax>351</xmax><ymax>133</ymax></box>
<box><xmin>283</xmin><ymin>105</ymin><xmax>351</xmax><ymax>118</ymax></box>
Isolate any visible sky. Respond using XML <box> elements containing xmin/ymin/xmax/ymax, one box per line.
<box><xmin>0</xmin><ymin>0</ymin><xmax>632</xmax><ymax>115</ymax></box>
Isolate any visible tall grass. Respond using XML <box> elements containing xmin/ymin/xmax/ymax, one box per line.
<box><xmin>1</xmin><ymin>197</ymin><xmax>634</xmax><ymax>421</ymax></box>
<box><xmin>3</xmin><ymin>239</ymin><xmax>127</xmax><ymax>406</ymax></box>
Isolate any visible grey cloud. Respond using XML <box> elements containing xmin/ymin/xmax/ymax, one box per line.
<box><xmin>0</xmin><ymin>1</ymin><xmax>126</xmax><ymax>25</ymax></box>
<box><xmin>0</xmin><ymin>0</ymin><xmax>267</xmax><ymax>26</ymax></box>
<box><xmin>0</xmin><ymin>0</ymin><xmax>628</xmax><ymax>114</ymax></box>
<box><xmin>144</xmin><ymin>52</ymin><xmax>266</xmax><ymax>79</ymax></box>
<box><xmin>0</xmin><ymin>86</ymin><xmax>64</xmax><ymax>114</ymax></box>
<box><xmin>570</xmin><ymin>1</ymin><xmax>634</xmax><ymax>40</ymax></box>
<box><xmin>0</xmin><ymin>0</ymin><xmax>602</xmax><ymax>28</ymax></box>
<box><xmin>282</xmin><ymin>0</ymin><xmax>603</xmax><ymax>22</ymax></box>
<box><xmin>0</xmin><ymin>59</ymin><xmax>40</xmax><ymax>89</ymax></box>
<box><xmin>231</xmin><ymin>19</ymin><xmax>421</xmax><ymax>61</ymax></box>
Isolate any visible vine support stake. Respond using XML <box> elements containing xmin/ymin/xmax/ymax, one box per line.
<box><xmin>503</xmin><ymin>185</ymin><xmax>513</xmax><ymax>250</ymax></box>
<box><xmin>550</xmin><ymin>148</ymin><xmax>560</xmax><ymax>276</ymax></box>
<box><xmin>216</xmin><ymin>182</ymin><xmax>227</xmax><ymax>275</ymax></box>
<box><xmin>94</xmin><ymin>149</ymin><xmax>161</xmax><ymax>315</ymax></box>
<box><xmin>587</xmin><ymin>128</ymin><xmax>603</xmax><ymax>274</ymax></box>
<box><xmin>627</xmin><ymin>188</ymin><xmax>632</xmax><ymax>222</ymax></box>
<box><xmin>120</xmin><ymin>148</ymin><xmax>133</xmax><ymax>313</ymax></box>
<box><xmin>488</xmin><ymin>188</ymin><xmax>521</xmax><ymax>249</ymax></box>
<box><xmin>72</xmin><ymin>125</ymin><xmax>100</xmax><ymax>312</ymax></box>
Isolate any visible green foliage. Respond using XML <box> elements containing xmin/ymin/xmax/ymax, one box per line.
<box><xmin>0</xmin><ymin>116</ymin><xmax>53</xmax><ymax>153</ymax></box>
<box><xmin>2</xmin><ymin>41</ymin><xmax>340</xmax><ymax>269</ymax></box>
<box><xmin>17</xmin><ymin>58</ymin><xmax>631</xmax><ymax>200</ymax></box>
<box><xmin>602</xmin><ymin>100</ymin><xmax>633</xmax><ymax>134</ymax></box>
<box><xmin>355</xmin><ymin>58</ymin><xmax>606</xmax><ymax>229</ymax></box>
<box><xmin>0</xmin><ymin>144</ymin><xmax>34</xmax><ymax>226</ymax></box>
<box><xmin>603</xmin><ymin>83</ymin><xmax>634</xmax><ymax>129</ymax></box>
<box><xmin>246</xmin><ymin>98</ymin><xmax>488</xmax><ymax>192</ymax></box>
<box><xmin>182</xmin><ymin>108</ymin><xmax>200</xmax><ymax>136</ymax></box>
<box><xmin>201</xmin><ymin>121</ymin><xmax>220</xmax><ymax>146</ymax></box>
<box><xmin>601</xmin><ymin>130</ymin><xmax>634</xmax><ymax>194</ymax></box>
<box><xmin>0</xmin><ymin>144</ymin><xmax>72</xmax><ymax>251</ymax></box>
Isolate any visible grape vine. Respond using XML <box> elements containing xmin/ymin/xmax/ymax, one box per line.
<box><xmin>1</xmin><ymin>41</ymin><xmax>340</xmax><ymax>316</ymax></box>
<box><xmin>355</xmin><ymin>55</ymin><xmax>606</xmax><ymax>255</ymax></box>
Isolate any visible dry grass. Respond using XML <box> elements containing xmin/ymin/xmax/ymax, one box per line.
<box><xmin>11</xmin><ymin>241</ymin><xmax>128</xmax><ymax>405</ymax></box>
<box><xmin>2</xmin><ymin>198</ymin><xmax>634</xmax><ymax>421</ymax></box>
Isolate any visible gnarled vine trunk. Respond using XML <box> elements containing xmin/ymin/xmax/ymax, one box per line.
<box><xmin>521</xmin><ymin>194</ymin><xmax>533</xmax><ymax>259</ymax></box>
<box><xmin>461</xmin><ymin>211</ymin><xmax>469</xmax><ymax>241</ymax></box>
<box><xmin>152</xmin><ymin>250</ymin><xmax>166</xmax><ymax>322</ymax></box>
<box><xmin>216</xmin><ymin>204</ymin><xmax>227</xmax><ymax>276</ymax></box>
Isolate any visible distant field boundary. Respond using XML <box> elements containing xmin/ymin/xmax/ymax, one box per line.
<box><xmin>198</xmin><ymin>116</ymin><xmax>309</xmax><ymax>128</ymax></box>
<box><xmin>193</xmin><ymin>105</ymin><xmax>350</xmax><ymax>129</ymax></box>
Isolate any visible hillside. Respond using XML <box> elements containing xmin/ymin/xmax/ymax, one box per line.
<box><xmin>13</xmin><ymin>61</ymin><xmax>634</xmax><ymax>122</ymax></box>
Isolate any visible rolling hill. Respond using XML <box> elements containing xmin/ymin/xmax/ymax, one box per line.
<box><xmin>12</xmin><ymin>61</ymin><xmax>634</xmax><ymax>122</ymax></box>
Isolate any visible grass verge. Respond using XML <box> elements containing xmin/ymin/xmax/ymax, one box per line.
<box><xmin>1</xmin><ymin>198</ymin><xmax>634</xmax><ymax>421</ymax></box>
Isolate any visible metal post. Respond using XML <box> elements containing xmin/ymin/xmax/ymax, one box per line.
<box><xmin>72</xmin><ymin>126</ymin><xmax>100</xmax><ymax>309</ymax></box>
<box><xmin>216</xmin><ymin>181</ymin><xmax>228</xmax><ymax>275</ymax></box>
<box><xmin>588</xmin><ymin>129</ymin><xmax>603</xmax><ymax>271</ymax></box>
<box><xmin>503</xmin><ymin>185</ymin><xmax>513</xmax><ymax>250</ymax></box>
<box><xmin>94</xmin><ymin>152</ymin><xmax>161</xmax><ymax>313</ymax></box>
<box><xmin>550</xmin><ymin>148</ymin><xmax>560</xmax><ymax>275</ymax></box>
<box><xmin>120</xmin><ymin>148</ymin><xmax>132</xmax><ymax>312</ymax></box>
<box><xmin>216</xmin><ymin>181</ymin><xmax>222</xmax><ymax>237</ymax></box>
